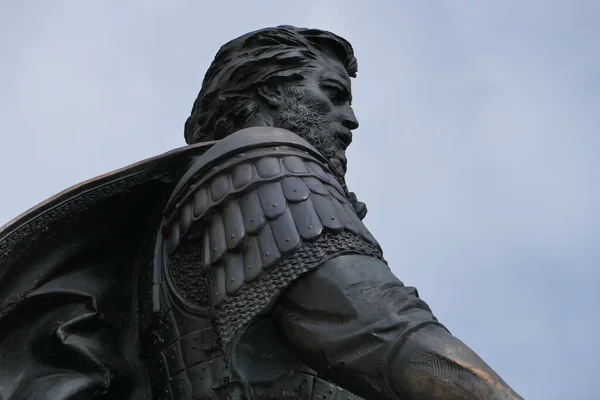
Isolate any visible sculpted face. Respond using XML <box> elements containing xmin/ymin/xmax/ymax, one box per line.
<box><xmin>270</xmin><ymin>56</ymin><xmax>359</xmax><ymax>181</ymax></box>
<box><xmin>185</xmin><ymin>25</ymin><xmax>367</xmax><ymax>218</ymax></box>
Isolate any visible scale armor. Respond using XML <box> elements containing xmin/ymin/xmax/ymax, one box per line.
<box><xmin>143</xmin><ymin>127</ymin><xmax>384</xmax><ymax>399</ymax></box>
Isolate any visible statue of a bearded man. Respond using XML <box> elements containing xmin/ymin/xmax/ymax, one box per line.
<box><xmin>0</xmin><ymin>26</ymin><xmax>523</xmax><ymax>400</ymax></box>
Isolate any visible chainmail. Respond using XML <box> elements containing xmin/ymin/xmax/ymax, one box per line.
<box><xmin>214</xmin><ymin>231</ymin><xmax>385</xmax><ymax>343</ymax></box>
<box><xmin>168</xmin><ymin>248</ymin><xmax>210</xmax><ymax>305</ymax></box>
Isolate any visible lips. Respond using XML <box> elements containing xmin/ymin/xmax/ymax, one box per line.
<box><xmin>337</xmin><ymin>129</ymin><xmax>353</xmax><ymax>148</ymax></box>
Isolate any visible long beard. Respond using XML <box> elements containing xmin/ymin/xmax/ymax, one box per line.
<box><xmin>276</xmin><ymin>101</ymin><xmax>348</xmax><ymax>187</ymax></box>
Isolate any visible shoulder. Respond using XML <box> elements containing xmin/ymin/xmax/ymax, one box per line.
<box><xmin>158</xmin><ymin>127</ymin><xmax>382</xmax><ymax>342</ymax></box>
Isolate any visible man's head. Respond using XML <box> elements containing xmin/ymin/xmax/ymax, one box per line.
<box><xmin>184</xmin><ymin>25</ymin><xmax>359</xmax><ymax>183</ymax></box>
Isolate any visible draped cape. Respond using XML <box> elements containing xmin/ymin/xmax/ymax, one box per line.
<box><xmin>0</xmin><ymin>141</ymin><xmax>214</xmax><ymax>399</ymax></box>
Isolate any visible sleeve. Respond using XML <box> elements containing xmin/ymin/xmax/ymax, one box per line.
<box><xmin>273</xmin><ymin>254</ymin><xmax>524</xmax><ymax>400</ymax></box>
<box><xmin>272</xmin><ymin>253</ymin><xmax>448</xmax><ymax>399</ymax></box>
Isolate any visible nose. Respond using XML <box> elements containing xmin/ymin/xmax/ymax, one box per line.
<box><xmin>341</xmin><ymin>106</ymin><xmax>359</xmax><ymax>130</ymax></box>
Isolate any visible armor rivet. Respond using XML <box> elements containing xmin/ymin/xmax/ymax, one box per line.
<box><xmin>329</xmin><ymin>389</ymin><xmax>334</xmax><ymax>394</ymax></box>
<box><xmin>272</xmin><ymin>203</ymin><xmax>277</xmax><ymax>207</ymax></box>
<box><xmin>230</xmin><ymin>278</ymin><xmax>235</xmax><ymax>283</ymax></box>
<box><xmin>230</xmin><ymin>234</ymin><xmax>235</xmax><ymax>239</ymax></box>
<box><xmin>213</xmin><ymin>247</ymin><xmax>217</xmax><ymax>252</ymax></box>
<box><xmin>331</xmin><ymin>217</ymin><xmax>336</xmax><ymax>220</ymax></box>
<box><xmin>265</xmin><ymin>252</ymin><xmax>270</xmax><ymax>257</ymax></box>
<box><xmin>285</xmin><ymin>237</ymin><xmax>290</xmax><ymax>242</ymax></box>
<box><xmin>293</xmin><ymin>189</ymin><xmax>298</xmax><ymax>192</ymax></box>
<box><xmin>308</xmin><ymin>225</ymin><xmax>313</xmax><ymax>230</ymax></box>
<box><xmin>250</xmin><ymin>218</ymin><xmax>255</xmax><ymax>222</ymax></box>
<box><xmin>303</xmin><ymin>378</ymin><xmax>309</xmax><ymax>383</ymax></box>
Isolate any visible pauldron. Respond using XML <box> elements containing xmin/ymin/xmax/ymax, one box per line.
<box><xmin>156</xmin><ymin>127</ymin><xmax>384</xmax><ymax>344</ymax></box>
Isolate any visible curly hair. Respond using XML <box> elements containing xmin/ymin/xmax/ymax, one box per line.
<box><xmin>184</xmin><ymin>25</ymin><xmax>358</xmax><ymax>144</ymax></box>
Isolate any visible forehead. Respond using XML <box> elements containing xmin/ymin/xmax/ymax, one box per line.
<box><xmin>313</xmin><ymin>55</ymin><xmax>351</xmax><ymax>86</ymax></box>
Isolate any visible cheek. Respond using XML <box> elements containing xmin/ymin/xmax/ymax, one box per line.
<box><xmin>303</xmin><ymin>89</ymin><xmax>335</xmax><ymax>114</ymax></box>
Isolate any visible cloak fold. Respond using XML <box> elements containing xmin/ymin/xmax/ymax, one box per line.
<box><xmin>0</xmin><ymin>142</ymin><xmax>213</xmax><ymax>399</ymax></box>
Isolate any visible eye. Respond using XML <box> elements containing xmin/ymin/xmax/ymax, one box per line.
<box><xmin>322</xmin><ymin>85</ymin><xmax>345</xmax><ymax>103</ymax></box>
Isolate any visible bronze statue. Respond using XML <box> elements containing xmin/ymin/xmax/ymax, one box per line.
<box><xmin>0</xmin><ymin>26</ymin><xmax>523</xmax><ymax>399</ymax></box>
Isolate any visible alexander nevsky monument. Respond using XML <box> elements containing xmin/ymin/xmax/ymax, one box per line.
<box><xmin>0</xmin><ymin>26</ymin><xmax>523</xmax><ymax>399</ymax></box>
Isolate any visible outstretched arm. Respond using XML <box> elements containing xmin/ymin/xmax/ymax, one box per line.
<box><xmin>161</xmin><ymin>127</ymin><xmax>523</xmax><ymax>399</ymax></box>
<box><xmin>274</xmin><ymin>254</ymin><xmax>523</xmax><ymax>400</ymax></box>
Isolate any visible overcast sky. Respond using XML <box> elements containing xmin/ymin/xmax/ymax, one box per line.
<box><xmin>1</xmin><ymin>1</ymin><xmax>599</xmax><ymax>398</ymax></box>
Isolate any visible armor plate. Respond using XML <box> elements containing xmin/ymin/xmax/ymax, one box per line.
<box><xmin>143</xmin><ymin>128</ymin><xmax>378</xmax><ymax>398</ymax></box>
<box><xmin>160</xmin><ymin>128</ymin><xmax>384</xmax><ymax>344</ymax></box>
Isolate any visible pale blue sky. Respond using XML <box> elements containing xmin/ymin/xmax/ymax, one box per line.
<box><xmin>1</xmin><ymin>2</ymin><xmax>599</xmax><ymax>399</ymax></box>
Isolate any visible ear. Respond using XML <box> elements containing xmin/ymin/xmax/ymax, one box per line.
<box><xmin>257</xmin><ymin>85</ymin><xmax>283</xmax><ymax>108</ymax></box>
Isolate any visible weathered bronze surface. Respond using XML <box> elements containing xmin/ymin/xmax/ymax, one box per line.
<box><xmin>0</xmin><ymin>26</ymin><xmax>523</xmax><ymax>399</ymax></box>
